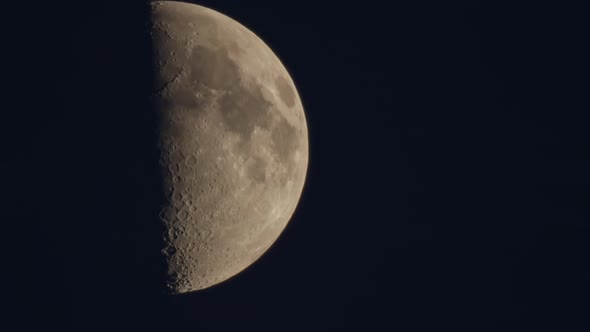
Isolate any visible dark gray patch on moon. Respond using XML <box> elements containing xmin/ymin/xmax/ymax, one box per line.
<box><xmin>271</xmin><ymin>117</ymin><xmax>298</xmax><ymax>163</ymax></box>
<box><xmin>189</xmin><ymin>46</ymin><xmax>239</xmax><ymax>90</ymax></box>
<box><xmin>168</xmin><ymin>82</ymin><xmax>204</xmax><ymax>110</ymax></box>
<box><xmin>275</xmin><ymin>75</ymin><xmax>296</xmax><ymax>107</ymax></box>
<box><xmin>218</xmin><ymin>83</ymin><xmax>273</xmax><ymax>139</ymax></box>
<box><xmin>247</xmin><ymin>157</ymin><xmax>267</xmax><ymax>182</ymax></box>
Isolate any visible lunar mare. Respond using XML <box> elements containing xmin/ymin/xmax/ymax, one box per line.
<box><xmin>149</xmin><ymin>1</ymin><xmax>308</xmax><ymax>293</ymax></box>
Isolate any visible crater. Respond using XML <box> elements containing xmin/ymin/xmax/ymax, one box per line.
<box><xmin>154</xmin><ymin>71</ymin><xmax>206</xmax><ymax>111</ymax></box>
<box><xmin>151</xmin><ymin>2</ymin><xmax>218</xmax><ymax>40</ymax></box>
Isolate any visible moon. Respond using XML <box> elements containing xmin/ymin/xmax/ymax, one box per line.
<box><xmin>149</xmin><ymin>1</ymin><xmax>308</xmax><ymax>293</ymax></box>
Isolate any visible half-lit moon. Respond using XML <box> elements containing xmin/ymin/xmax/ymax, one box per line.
<box><xmin>150</xmin><ymin>1</ymin><xmax>308</xmax><ymax>294</ymax></box>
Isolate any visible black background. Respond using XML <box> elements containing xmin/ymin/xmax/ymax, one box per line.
<box><xmin>2</xmin><ymin>0</ymin><xmax>589</xmax><ymax>331</ymax></box>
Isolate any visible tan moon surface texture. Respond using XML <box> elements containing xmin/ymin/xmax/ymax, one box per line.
<box><xmin>150</xmin><ymin>1</ymin><xmax>309</xmax><ymax>293</ymax></box>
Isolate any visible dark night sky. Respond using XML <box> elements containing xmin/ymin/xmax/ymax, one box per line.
<box><xmin>2</xmin><ymin>0</ymin><xmax>589</xmax><ymax>331</ymax></box>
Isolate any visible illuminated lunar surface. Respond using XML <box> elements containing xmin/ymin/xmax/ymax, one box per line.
<box><xmin>150</xmin><ymin>1</ymin><xmax>308</xmax><ymax>293</ymax></box>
